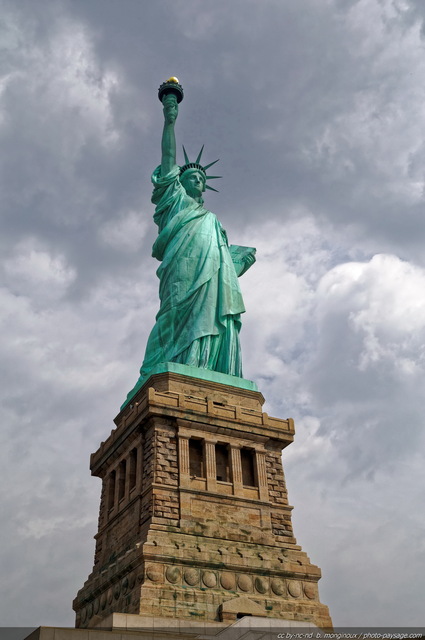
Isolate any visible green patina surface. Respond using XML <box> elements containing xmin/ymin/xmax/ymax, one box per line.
<box><xmin>122</xmin><ymin>80</ymin><xmax>256</xmax><ymax>410</ymax></box>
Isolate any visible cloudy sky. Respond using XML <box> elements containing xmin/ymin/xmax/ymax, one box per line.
<box><xmin>1</xmin><ymin>0</ymin><xmax>425</xmax><ymax>629</ymax></box>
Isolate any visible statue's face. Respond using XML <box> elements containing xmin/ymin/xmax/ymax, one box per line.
<box><xmin>181</xmin><ymin>170</ymin><xmax>205</xmax><ymax>198</ymax></box>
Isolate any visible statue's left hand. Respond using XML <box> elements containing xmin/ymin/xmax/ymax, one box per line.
<box><xmin>229</xmin><ymin>245</ymin><xmax>256</xmax><ymax>277</ymax></box>
<box><xmin>243</xmin><ymin>252</ymin><xmax>256</xmax><ymax>269</ymax></box>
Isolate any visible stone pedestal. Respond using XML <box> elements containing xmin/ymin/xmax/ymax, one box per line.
<box><xmin>73</xmin><ymin>364</ymin><xmax>332</xmax><ymax>630</ymax></box>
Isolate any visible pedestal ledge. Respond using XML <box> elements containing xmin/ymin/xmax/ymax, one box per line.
<box><xmin>121</xmin><ymin>362</ymin><xmax>260</xmax><ymax>411</ymax></box>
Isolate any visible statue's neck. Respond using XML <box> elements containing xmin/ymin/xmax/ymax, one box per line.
<box><xmin>183</xmin><ymin>188</ymin><xmax>204</xmax><ymax>205</ymax></box>
<box><xmin>189</xmin><ymin>194</ymin><xmax>204</xmax><ymax>205</ymax></box>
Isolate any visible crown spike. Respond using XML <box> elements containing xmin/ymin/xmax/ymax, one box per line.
<box><xmin>203</xmin><ymin>158</ymin><xmax>219</xmax><ymax>170</ymax></box>
<box><xmin>205</xmin><ymin>175</ymin><xmax>222</xmax><ymax>180</ymax></box>
<box><xmin>182</xmin><ymin>145</ymin><xmax>190</xmax><ymax>165</ymax></box>
<box><xmin>205</xmin><ymin>184</ymin><xmax>219</xmax><ymax>192</ymax></box>
<box><xmin>195</xmin><ymin>145</ymin><xmax>204</xmax><ymax>164</ymax></box>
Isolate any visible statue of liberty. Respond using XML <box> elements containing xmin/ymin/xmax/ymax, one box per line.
<box><xmin>123</xmin><ymin>79</ymin><xmax>256</xmax><ymax>408</ymax></box>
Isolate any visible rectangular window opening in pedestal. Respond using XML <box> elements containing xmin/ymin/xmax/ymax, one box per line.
<box><xmin>216</xmin><ymin>443</ymin><xmax>230</xmax><ymax>482</ymax></box>
<box><xmin>129</xmin><ymin>447</ymin><xmax>137</xmax><ymax>490</ymax></box>
<box><xmin>108</xmin><ymin>470</ymin><xmax>116</xmax><ymax>511</ymax></box>
<box><xmin>118</xmin><ymin>459</ymin><xmax>126</xmax><ymax>501</ymax></box>
<box><xmin>189</xmin><ymin>438</ymin><xmax>205</xmax><ymax>478</ymax></box>
<box><xmin>241</xmin><ymin>448</ymin><xmax>257</xmax><ymax>487</ymax></box>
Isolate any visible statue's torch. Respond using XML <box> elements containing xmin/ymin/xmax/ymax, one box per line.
<box><xmin>158</xmin><ymin>77</ymin><xmax>184</xmax><ymax>104</ymax></box>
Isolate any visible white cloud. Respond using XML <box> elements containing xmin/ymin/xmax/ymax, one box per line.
<box><xmin>0</xmin><ymin>8</ymin><xmax>119</xmax><ymax>148</ymax></box>
<box><xmin>240</xmin><ymin>215</ymin><xmax>352</xmax><ymax>413</ymax></box>
<box><xmin>18</xmin><ymin>514</ymin><xmax>94</xmax><ymax>540</ymax></box>
<box><xmin>3</xmin><ymin>238</ymin><xmax>76</xmax><ymax>300</ymax></box>
<box><xmin>98</xmin><ymin>209</ymin><xmax>149</xmax><ymax>251</ymax></box>
<box><xmin>304</xmin><ymin>0</ymin><xmax>425</xmax><ymax>203</ymax></box>
<box><xmin>314</xmin><ymin>253</ymin><xmax>425</xmax><ymax>389</ymax></box>
<box><xmin>0</xmin><ymin>3</ymin><xmax>124</xmax><ymax>238</ymax></box>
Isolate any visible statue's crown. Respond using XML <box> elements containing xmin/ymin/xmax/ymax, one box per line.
<box><xmin>180</xmin><ymin>146</ymin><xmax>221</xmax><ymax>192</ymax></box>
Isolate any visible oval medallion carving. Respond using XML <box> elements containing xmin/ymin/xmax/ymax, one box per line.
<box><xmin>304</xmin><ymin>582</ymin><xmax>316</xmax><ymax>599</ymax></box>
<box><xmin>121</xmin><ymin>577</ymin><xmax>129</xmax><ymax>594</ymax></box>
<box><xmin>100</xmin><ymin>593</ymin><xmax>107</xmax><ymax>610</ymax></box>
<box><xmin>237</xmin><ymin>574</ymin><xmax>252</xmax><ymax>592</ymax></box>
<box><xmin>165</xmin><ymin>566</ymin><xmax>181</xmax><ymax>584</ymax></box>
<box><xmin>184</xmin><ymin>568</ymin><xmax>199</xmax><ymax>586</ymax></box>
<box><xmin>146</xmin><ymin>564</ymin><xmax>163</xmax><ymax>582</ymax></box>
<box><xmin>288</xmin><ymin>580</ymin><xmax>302</xmax><ymax>598</ymax></box>
<box><xmin>113</xmin><ymin>583</ymin><xmax>120</xmax><ymax>600</ymax></box>
<box><xmin>202</xmin><ymin>571</ymin><xmax>217</xmax><ymax>588</ymax></box>
<box><xmin>107</xmin><ymin>588</ymin><xmax>113</xmax><ymax>604</ymax></box>
<box><xmin>220</xmin><ymin>572</ymin><xmax>236</xmax><ymax>590</ymax></box>
<box><xmin>80</xmin><ymin>608</ymin><xmax>87</xmax><ymax>624</ymax></box>
<box><xmin>87</xmin><ymin>603</ymin><xmax>93</xmax><ymax>619</ymax></box>
<box><xmin>271</xmin><ymin>579</ymin><xmax>285</xmax><ymax>595</ymax></box>
<box><xmin>255</xmin><ymin>576</ymin><xmax>268</xmax><ymax>594</ymax></box>
<box><xmin>128</xmin><ymin>572</ymin><xmax>136</xmax><ymax>589</ymax></box>
<box><xmin>93</xmin><ymin>598</ymin><xmax>99</xmax><ymax>615</ymax></box>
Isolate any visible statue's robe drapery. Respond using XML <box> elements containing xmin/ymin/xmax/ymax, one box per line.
<box><xmin>137</xmin><ymin>165</ymin><xmax>246</xmax><ymax>382</ymax></box>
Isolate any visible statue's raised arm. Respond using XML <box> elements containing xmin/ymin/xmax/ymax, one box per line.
<box><xmin>161</xmin><ymin>93</ymin><xmax>178</xmax><ymax>176</ymax></box>
<box><xmin>122</xmin><ymin>78</ymin><xmax>256</xmax><ymax>409</ymax></box>
<box><xmin>157</xmin><ymin>77</ymin><xmax>183</xmax><ymax>176</ymax></box>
